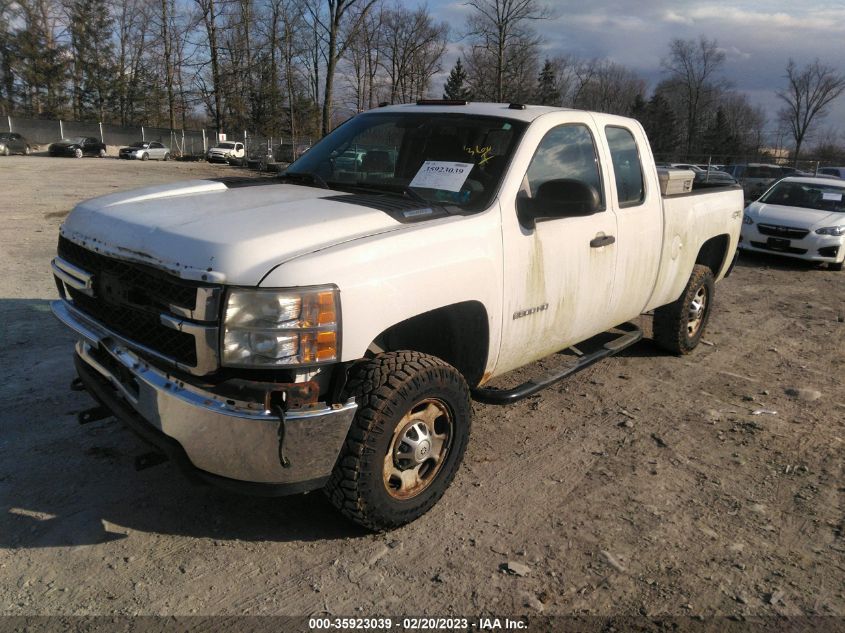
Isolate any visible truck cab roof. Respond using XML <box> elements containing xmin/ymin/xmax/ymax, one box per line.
<box><xmin>371</xmin><ymin>101</ymin><xmax>572</xmax><ymax>123</ymax></box>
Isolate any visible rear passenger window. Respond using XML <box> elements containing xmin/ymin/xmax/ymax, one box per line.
<box><xmin>525</xmin><ymin>124</ymin><xmax>603</xmax><ymax>206</ymax></box>
<box><xmin>606</xmin><ymin>126</ymin><xmax>644</xmax><ymax>206</ymax></box>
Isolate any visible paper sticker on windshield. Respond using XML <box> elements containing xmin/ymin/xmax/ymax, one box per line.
<box><xmin>822</xmin><ymin>192</ymin><xmax>843</xmax><ymax>201</ymax></box>
<box><xmin>410</xmin><ymin>161</ymin><xmax>473</xmax><ymax>192</ymax></box>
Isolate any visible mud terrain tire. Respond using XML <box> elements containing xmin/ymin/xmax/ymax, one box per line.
<box><xmin>325</xmin><ymin>351</ymin><xmax>471</xmax><ymax>531</ymax></box>
<box><xmin>653</xmin><ymin>264</ymin><xmax>715</xmax><ymax>355</ymax></box>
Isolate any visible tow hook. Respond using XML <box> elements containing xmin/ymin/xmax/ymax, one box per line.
<box><xmin>77</xmin><ymin>406</ymin><xmax>111</xmax><ymax>425</ymax></box>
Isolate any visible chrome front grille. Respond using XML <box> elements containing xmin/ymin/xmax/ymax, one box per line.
<box><xmin>54</xmin><ymin>236</ymin><xmax>221</xmax><ymax>375</ymax></box>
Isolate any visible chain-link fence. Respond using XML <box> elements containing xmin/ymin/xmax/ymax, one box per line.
<box><xmin>1</xmin><ymin>115</ymin><xmax>212</xmax><ymax>157</ymax></box>
<box><xmin>232</xmin><ymin>133</ymin><xmax>313</xmax><ymax>171</ymax></box>
<box><xmin>652</xmin><ymin>151</ymin><xmax>845</xmax><ymax>173</ymax></box>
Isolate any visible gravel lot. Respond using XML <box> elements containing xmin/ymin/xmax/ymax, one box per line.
<box><xmin>1</xmin><ymin>156</ymin><xmax>843</xmax><ymax>620</ymax></box>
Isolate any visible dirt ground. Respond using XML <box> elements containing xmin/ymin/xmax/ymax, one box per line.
<box><xmin>1</xmin><ymin>156</ymin><xmax>843</xmax><ymax>622</ymax></box>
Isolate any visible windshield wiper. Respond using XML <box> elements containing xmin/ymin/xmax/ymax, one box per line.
<box><xmin>339</xmin><ymin>181</ymin><xmax>432</xmax><ymax>204</ymax></box>
<box><xmin>402</xmin><ymin>186</ymin><xmax>429</xmax><ymax>204</ymax></box>
<box><xmin>279</xmin><ymin>171</ymin><xmax>330</xmax><ymax>189</ymax></box>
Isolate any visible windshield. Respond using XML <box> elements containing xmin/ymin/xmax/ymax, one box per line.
<box><xmin>60</xmin><ymin>137</ymin><xmax>87</xmax><ymax>144</ymax></box>
<box><xmin>286</xmin><ymin>112</ymin><xmax>528</xmax><ymax>210</ymax></box>
<box><xmin>130</xmin><ymin>141</ymin><xmax>149</xmax><ymax>148</ymax></box>
<box><xmin>215</xmin><ymin>142</ymin><xmax>236</xmax><ymax>149</ymax></box>
<box><xmin>760</xmin><ymin>181</ymin><xmax>845</xmax><ymax>213</ymax></box>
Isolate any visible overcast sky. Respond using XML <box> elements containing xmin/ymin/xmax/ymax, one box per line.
<box><xmin>427</xmin><ymin>0</ymin><xmax>845</xmax><ymax>145</ymax></box>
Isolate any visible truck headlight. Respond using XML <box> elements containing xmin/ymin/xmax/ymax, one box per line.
<box><xmin>222</xmin><ymin>286</ymin><xmax>340</xmax><ymax>367</ymax></box>
<box><xmin>815</xmin><ymin>226</ymin><xmax>845</xmax><ymax>236</ymax></box>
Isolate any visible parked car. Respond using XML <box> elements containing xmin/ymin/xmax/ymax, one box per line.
<box><xmin>818</xmin><ymin>167</ymin><xmax>845</xmax><ymax>179</ymax></box>
<box><xmin>724</xmin><ymin>163</ymin><xmax>810</xmax><ymax>201</ymax></box>
<box><xmin>275</xmin><ymin>142</ymin><xmax>310</xmax><ymax>163</ymax></box>
<box><xmin>49</xmin><ymin>137</ymin><xmax>107</xmax><ymax>158</ymax></box>
<box><xmin>119</xmin><ymin>141</ymin><xmax>171</xmax><ymax>161</ymax></box>
<box><xmin>740</xmin><ymin>176</ymin><xmax>845</xmax><ymax>270</ymax></box>
<box><xmin>666</xmin><ymin>163</ymin><xmax>736</xmax><ymax>187</ymax></box>
<box><xmin>51</xmin><ymin>102</ymin><xmax>743</xmax><ymax>530</ymax></box>
<box><xmin>0</xmin><ymin>132</ymin><xmax>32</xmax><ymax>155</ymax></box>
<box><xmin>207</xmin><ymin>141</ymin><xmax>245</xmax><ymax>164</ymax></box>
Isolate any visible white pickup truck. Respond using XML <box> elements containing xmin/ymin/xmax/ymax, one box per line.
<box><xmin>207</xmin><ymin>141</ymin><xmax>245</xmax><ymax>164</ymax></box>
<box><xmin>52</xmin><ymin>102</ymin><xmax>743</xmax><ymax>530</ymax></box>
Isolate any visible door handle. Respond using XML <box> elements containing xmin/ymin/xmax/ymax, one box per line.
<box><xmin>590</xmin><ymin>234</ymin><xmax>616</xmax><ymax>248</ymax></box>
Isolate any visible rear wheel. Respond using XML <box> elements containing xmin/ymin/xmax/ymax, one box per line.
<box><xmin>163</xmin><ymin>153</ymin><xmax>170</xmax><ymax>161</ymax></box>
<box><xmin>3</xmin><ymin>146</ymin><xmax>10</xmax><ymax>156</ymax></box>
<box><xmin>325</xmin><ymin>351</ymin><xmax>471</xmax><ymax>531</ymax></box>
<box><xmin>830</xmin><ymin>260</ymin><xmax>844</xmax><ymax>272</ymax></box>
<box><xmin>74</xmin><ymin>148</ymin><xmax>82</xmax><ymax>158</ymax></box>
<box><xmin>24</xmin><ymin>145</ymin><xmax>31</xmax><ymax>155</ymax></box>
<box><xmin>653</xmin><ymin>264</ymin><xmax>715</xmax><ymax>355</ymax></box>
<box><xmin>141</xmin><ymin>152</ymin><xmax>149</xmax><ymax>161</ymax></box>
<box><xmin>98</xmin><ymin>148</ymin><xmax>106</xmax><ymax>158</ymax></box>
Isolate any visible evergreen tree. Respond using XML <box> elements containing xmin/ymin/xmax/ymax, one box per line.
<box><xmin>629</xmin><ymin>93</ymin><xmax>647</xmax><ymax>120</ymax></box>
<box><xmin>535</xmin><ymin>58</ymin><xmax>559</xmax><ymax>105</ymax></box>
<box><xmin>69</xmin><ymin>0</ymin><xmax>116</xmax><ymax>120</ymax></box>
<box><xmin>702</xmin><ymin>106</ymin><xmax>740</xmax><ymax>162</ymax></box>
<box><xmin>13</xmin><ymin>0</ymin><xmax>67</xmax><ymax>117</ymax></box>
<box><xmin>443</xmin><ymin>59</ymin><xmax>471</xmax><ymax>100</ymax></box>
<box><xmin>643</xmin><ymin>92</ymin><xmax>679</xmax><ymax>159</ymax></box>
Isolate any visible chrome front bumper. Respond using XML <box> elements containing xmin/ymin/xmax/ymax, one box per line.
<box><xmin>52</xmin><ymin>299</ymin><xmax>357</xmax><ymax>490</ymax></box>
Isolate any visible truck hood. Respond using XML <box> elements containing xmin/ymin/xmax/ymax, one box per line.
<box><xmin>747</xmin><ymin>202</ymin><xmax>844</xmax><ymax>230</ymax></box>
<box><xmin>60</xmin><ymin>179</ymin><xmax>405</xmax><ymax>285</ymax></box>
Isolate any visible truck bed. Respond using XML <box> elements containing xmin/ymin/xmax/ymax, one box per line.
<box><xmin>646</xmin><ymin>185</ymin><xmax>744</xmax><ymax>311</ymax></box>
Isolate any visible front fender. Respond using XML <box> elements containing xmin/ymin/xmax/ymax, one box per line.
<box><xmin>259</xmin><ymin>208</ymin><xmax>504</xmax><ymax>374</ymax></box>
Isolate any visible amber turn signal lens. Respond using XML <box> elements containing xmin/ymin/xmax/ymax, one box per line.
<box><xmin>316</xmin><ymin>331</ymin><xmax>337</xmax><ymax>361</ymax></box>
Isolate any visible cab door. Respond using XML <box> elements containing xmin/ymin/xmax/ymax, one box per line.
<box><xmin>495</xmin><ymin>116</ymin><xmax>619</xmax><ymax>376</ymax></box>
<box><xmin>599</xmin><ymin>123</ymin><xmax>663</xmax><ymax>323</ymax></box>
<box><xmin>83</xmin><ymin>138</ymin><xmax>99</xmax><ymax>156</ymax></box>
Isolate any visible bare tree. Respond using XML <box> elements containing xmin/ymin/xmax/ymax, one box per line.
<box><xmin>571</xmin><ymin>59</ymin><xmax>645</xmax><ymax>115</ymax></box>
<box><xmin>463</xmin><ymin>32</ymin><xmax>538</xmax><ymax>103</ymax></box>
<box><xmin>193</xmin><ymin>0</ymin><xmax>224</xmax><ymax>133</ymax></box>
<box><xmin>380</xmin><ymin>4</ymin><xmax>447</xmax><ymax>104</ymax></box>
<box><xmin>463</xmin><ymin>0</ymin><xmax>550</xmax><ymax>103</ymax></box>
<box><xmin>342</xmin><ymin>3</ymin><xmax>383</xmax><ymax>111</ymax></box>
<box><xmin>717</xmin><ymin>91</ymin><xmax>766</xmax><ymax>156</ymax></box>
<box><xmin>777</xmin><ymin>58</ymin><xmax>845</xmax><ymax>164</ymax></box>
<box><xmin>307</xmin><ymin>0</ymin><xmax>378</xmax><ymax>136</ymax></box>
<box><xmin>661</xmin><ymin>36</ymin><xmax>727</xmax><ymax>155</ymax></box>
<box><xmin>112</xmin><ymin>0</ymin><xmax>150</xmax><ymax>125</ymax></box>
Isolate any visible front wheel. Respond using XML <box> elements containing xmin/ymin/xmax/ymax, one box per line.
<box><xmin>24</xmin><ymin>145</ymin><xmax>31</xmax><ymax>155</ymax></box>
<box><xmin>163</xmin><ymin>153</ymin><xmax>170</xmax><ymax>161</ymax></box>
<box><xmin>653</xmin><ymin>264</ymin><xmax>715</xmax><ymax>355</ymax></box>
<box><xmin>325</xmin><ymin>351</ymin><xmax>471</xmax><ymax>531</ymax></box>
<box><xmin>74</xmin><ymin>148</ymin><xmax>82</xmax><ymax>158</ymax></box>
